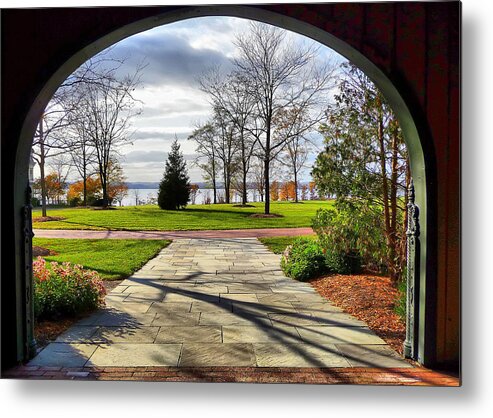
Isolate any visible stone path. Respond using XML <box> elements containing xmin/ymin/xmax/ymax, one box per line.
<box><xmin>28</xmin><ymin>238</ymin><xmax>412</xmax><ymax>369</ymax></box>
<box><xmin>33</xmin><ymin>227</ymin><xmax>314</xmax><ymax>240</ymax></box>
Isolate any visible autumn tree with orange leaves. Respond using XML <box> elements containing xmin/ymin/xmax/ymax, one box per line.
<box><xmin>67</xmin><ymin>175</ymin><xmax>102</xmax><ymax>206</ymax></box>
<box><xmin>33</xmin><ymin>172</ymin><xmax>66</xmax><ymax>205</ymax></box>
<box><xmin>279</xmin><ymin>181</ymin><xmax>296</xmax><ymax>201</ymax></box>
<box><xmin>309</xmin><ymin>181</ymin><xmax>317</xmax><ymax>200</ymax></box>
<box><xmin>66</xmin><ymin>160</ymin><xmax>127</xmax><ymax>206</ymax></box>
<box><xmin>106</xmin><ymin>160</ymin><xmax>128</xmax><ymax>206</ymax></box>
<box><xmin>269</xmin><ymin>180</ymin><xmax>280</xmax><ymax>202</ymax></box>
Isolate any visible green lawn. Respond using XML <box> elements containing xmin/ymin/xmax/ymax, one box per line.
<box><xmin>32</xmin><ymin>200</ymin><xmax>334</xmax><ymax>231</ymax></box>
<box><xmin>259</xmin><ymin>235</ymin><xmax>315</xmax><ymax>254</ymax></box>
<box><xmin>33</xmin><ymin>238</ymin><xmax>170</xmax><ymax>280</ymax></box>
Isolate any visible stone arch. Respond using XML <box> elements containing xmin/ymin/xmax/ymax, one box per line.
<box><xmin>1</xmin><ymin>3</ymin><xmax>459</xmax><ymax>371</ymax></box>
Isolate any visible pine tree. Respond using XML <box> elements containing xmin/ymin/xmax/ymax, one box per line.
<box><xmin>158</xmin><ymin>140</ymin><xmax>191</xmax><ymax>210</ymax></box>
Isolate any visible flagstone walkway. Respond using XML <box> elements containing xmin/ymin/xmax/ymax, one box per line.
<box><xmin>28</xmin><ymin>238</ymin><xmax>412</xmax><ymax>369</ymax></box>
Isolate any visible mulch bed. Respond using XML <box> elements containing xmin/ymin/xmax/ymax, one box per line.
<box><xmin>249</xmin><ymin>213</ymin><xmax>283</xmax><ymax>218</ymax></box>
<box><xmin>102</xmin><ymin>279</ymin><xmax>123</xmax><ymax>293</ymax></box>
<box><xmin>309</xmin><ymin>274</ymin><xmax>406</xmax><ymax>354</ymax></box>
<box><xmin>90</xmin><ymin>207</ymin><xmax>117</xmax><ymax>210</ymax></box>
<box><xmin>32</xmin><ymin>246</ymin><xmax>58</xmax><ymax>257</ymax></box>
<box><xmin>34</xmin><ymin>317</ymin><xmax>81</xmax><ymax>348</ymax></box>
<box><xmin>32</xmin><ymin>216</ymin><xmax>65</xmax><ymax>222</ymax></box>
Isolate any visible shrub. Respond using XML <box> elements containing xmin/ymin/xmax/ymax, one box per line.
<box><xmin>33</xmin><ymin>257</ymin><xmax>106</xmax><ymax>321</ymax></box>
<box><xmin>312</xmin><ymin>206</ymin><xmax>374</xmax><ymax>274</ymax></box>
<box><xmin>90</xmin><ymin>198</ymin><xmax>105</xmax><ymax>207</ymax></box>
<box><xmin>281</xmin><ymin>237</ymin><xmax>327</xmax><ymax>281</ymax></box>
<box><xmin>325</xmin><ymin>249</ymin><xmax>363</xmax><ymax>275</ymax></box>
<box><xmin>68</xmin><ymin>196</ymin><xmax>81</xmax><ymax>207</ymax></box>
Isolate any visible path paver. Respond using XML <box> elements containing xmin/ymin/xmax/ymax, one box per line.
<box><xmin>28</xmin><ymin>238</ymin><xmax>412</xmax><ymax>369</ymax></box>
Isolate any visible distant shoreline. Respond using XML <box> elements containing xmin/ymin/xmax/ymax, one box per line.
<box><xmin>126</xmin><ymin>182</ymin><xmax>311</xmax><ymax>190</ymax></box>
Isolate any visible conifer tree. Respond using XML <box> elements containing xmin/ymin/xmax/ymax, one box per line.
<box><xmin>158</xmin><ymin>140</ymin><xmax>190</xmax><ymax>210</ymax></box>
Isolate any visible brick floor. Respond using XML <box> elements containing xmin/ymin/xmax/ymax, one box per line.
<box><xmin>2</xmin><ymin>365</ymin><xmax>459</xmax><ymax>385</ymax></box>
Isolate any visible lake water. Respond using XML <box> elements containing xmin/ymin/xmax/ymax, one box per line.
<box><xmin>120</xmin><ymin>188</ymin><xmax>307</xmax><ymax>206</ymax></box>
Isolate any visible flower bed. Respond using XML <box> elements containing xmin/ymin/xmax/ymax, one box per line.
<box><xmin>33</xmin><ymin>257</ymin><xmax>106</xmax><ymax>321</ymax></box>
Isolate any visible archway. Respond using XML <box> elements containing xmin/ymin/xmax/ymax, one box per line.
<box><xmin>2</xmin><ymin>4</ymin><xmax>459</xmax><ymax>371</ymax></box>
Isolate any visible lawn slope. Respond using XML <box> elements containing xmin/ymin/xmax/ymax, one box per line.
<box><xmin>32</xmin><ymin>201</ymin><xmax>333</xmax><ymax>231</ymax></box>
<box><xmin>33</xmin><ymin>238</ymin><xmax>170</xmax><ymax>280</ymax></box>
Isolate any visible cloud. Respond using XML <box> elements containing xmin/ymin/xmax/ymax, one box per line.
<box><xmin>141</xmin><ymin>99</ymin><xmax>210</xmax><ymax>118</ymax></box>
<box><xmin>131</xmin><ymin>130</ymin><xmax>190</xmax><ymax>141</ymax></box>
<box><xmin>122</xmin><ymin>150</ymin><xmax>167</xmax><ymax>163</ymax></box>
<box><xmin>122</xmin><ymin>150</ymin><xmax>197</xmax><ymax>164</ymax></box>
<box><xmin>107</xmin><ymin>27</ymin><xmax>234</xmax><ymax>87</ymax></box>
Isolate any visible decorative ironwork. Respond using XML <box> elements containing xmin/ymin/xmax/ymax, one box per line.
<box><xmin>403</xmin><ymin>180</ymin><xmax>420</xmax><ymax>359</ymax></box>
<box><xmin>23</xmin><ymin>184</ymin><xmax>36</xmax><ymax>357</ymax></box>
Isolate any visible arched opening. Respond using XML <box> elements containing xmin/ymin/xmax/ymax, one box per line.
<box><xmin>10</xmin><ymin>5</ymin><xmax>438</xmax><ymax>370</ymax></box>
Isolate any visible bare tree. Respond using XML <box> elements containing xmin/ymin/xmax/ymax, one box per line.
<box><xmin>32</xmin><ymin>89</ymin><xmax>78</xmax><ymax>215</ymax></box>
<box><xmin>189</xmin><ymin>184</ymin><xmax>200</xmax><ymax>205</ymax></box>
<box><xmin>213</xmin><ymin>107</ymin><xmax>239</xmax><ymax>204</ymax></box>
<box><xmin>189</xmin><ymin>110</ymin><xmax>239</xmax><ymax>205</ymax></box>
<box><xmin>188</xmin><ymin>122</ymin><xmax>220</xmax><ymax>204</ymax></box>
<box><xmin>251</xmin><ymin>159</ymin><xmax>265</xmax><ymax>202</ymax></box>
<box><xmin>31</xmin><ymin>49</ymin><xmax>129</xmax><ymax>215</ymax></box>
<box><xmin>47</xmin><ymin>154</ymin><xmax>73</xmax><ymax>204</ymax></box>
<box><xmin>275</xmin><ymin>108</ymin><xmax>312</xmax><ymax>202</ymax></box>
<box><xmin>233</xmin><ymin>22</ymin><xmax>336</xmax><ymax>214</ymax></box>
<box><xmin>67</xmin><ymin>112</ymin><xmax>99</xmax><ymax>206</ymax></box>
<box><xmin>75</xmin><ymin>64</ymin><xmax>143</xmax><ymax>207</ymax></box>
<box><xmin>107</xmin><ymin>158</ymin><xmax>128</xmax><ymax>206</ymax></box>
<box><xmin>132</xmin><ymin>189</ymin><xmax>141</xmax><ymax>206</ymax></box>
<box><xmin>200</xmin><ymin>70</ymin><xmax>257</xmax><ymax>205</ymax></box>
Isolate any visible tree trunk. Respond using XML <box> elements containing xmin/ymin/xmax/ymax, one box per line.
<box><xmin>264</xmin><ymin>116</ymin><xmax>271</xmax><ymax>214</ymax></box>
<box><xmin>100</xmin><ymin>165</ymin><xmax>108</xmax><ymax>208</ymax></box>
<box><xmin>224</xmin><ymin>167</ymin><xmax>230</xmax><ymax>204</ymax></box>
<box><xmin>212</xmin><ymin>149</ymin><xmax>217</xmax><ymax>204</ymax></box>
<box><xmin>294</xmin><ymin>170</ymin><xmax>298</xmax><ymax>203</ymax></box>
<box><xmin>241</xmin><ymin>132</ymin><xmax>248</xmax><ymax>205</ymax></box>
<box><xmin>212</xmin><ymin>178</ymin><xmax>217</xmax><ymax>204</ymax></box>
<box><xmin>39</xmin><ymin>121</ymin><xmax>47</xmax><ymax>217</ymax></box>
<box><xmin>82</xmin><ymin>147</ymin><xmax>87</xmax><ymax>206</ymax></box>
<box><xmin>377</xmin><ymin>110</ymin><xmax>395</xmax><ymax>281</ymax></box>
<box><xmin>102</xmin><ymin>184</ymin><xmax>108</xmax><ymax>207</ymax></box>
<box><xmin>264</xmin><ymin>157</ymin><xmax>270</xmax><ymax>214</ymax></box>
<box><xmin>242</xmin><ymin>170</ymin><xmax>248</xmax><ymax>205</ymax></box>
<box><xmin>389</xmin><ymin>130</ymin><xmax>399</xmax><ymax>276</ymax></box>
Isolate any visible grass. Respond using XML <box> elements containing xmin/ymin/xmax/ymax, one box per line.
<box><xmin>259</xmin><ymin>235</ymin><xmax>315</xmax><ymax>254</ymax></box>
<box><xmin>32</xmin><ymin>200</ymin><xmax>334</xmax><ymax>231</ymax></box>
<box><xmin>33</xmin><ymin>238</ymin><xmax>170</xmax><ymax>280</ymax></box>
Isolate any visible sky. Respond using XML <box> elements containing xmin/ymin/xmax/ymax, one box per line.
<box><xmin>35</xmin><ymin>16</ymin><xmax>346</xmax><ymax>184</ymax></box>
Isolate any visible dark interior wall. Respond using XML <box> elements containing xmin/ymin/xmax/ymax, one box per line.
<box><xmin>1</xmin><ymin>2</ymin><xmax>460</xmax><ymax>370</ymax></box>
